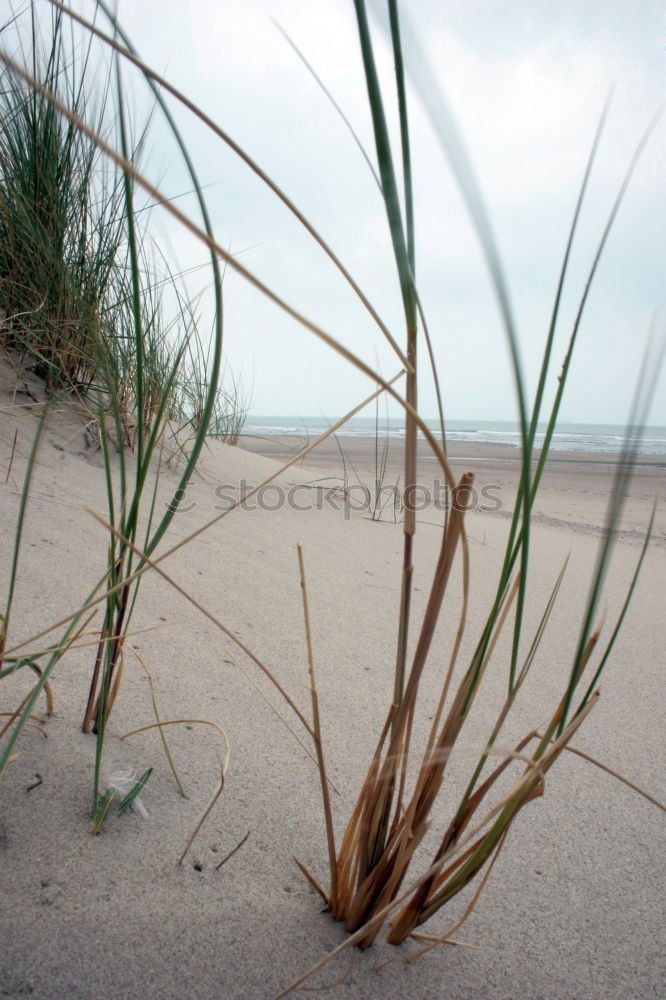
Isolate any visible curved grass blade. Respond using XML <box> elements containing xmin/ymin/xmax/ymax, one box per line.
<box><xmin>576</xmin><ymin>495</ymin><xmax>659</xmax><ymax>715</ymax></box>
<box><xmin>558</xmin><ymin>328</ymin><xmax>664</xmax><ymax>733</ymax></box>
<box><xmin>273</xmin><ymin>20</ymin><xmax>381</xmax><ymax>191</ymax></box>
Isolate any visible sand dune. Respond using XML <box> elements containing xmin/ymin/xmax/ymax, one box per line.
<box><xmin>1</xmin><ymin>379</ymin><xmax>665</xmax><ymax>999</ymax></box>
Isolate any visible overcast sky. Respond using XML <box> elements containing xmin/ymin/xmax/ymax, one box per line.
<box><xmin>16</xmin><ymin>1</ymin><xmax>666</xmax><ymax>424</ymax></box>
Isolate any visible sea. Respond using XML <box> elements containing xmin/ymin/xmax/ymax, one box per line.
<box><xmin>242</xmin><ymin>416</ymin><xmax>666</xmax><ymax>456</ymax></box>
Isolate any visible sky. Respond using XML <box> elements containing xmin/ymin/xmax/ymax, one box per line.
<box><xmin>7</xmin><ymin>1</ymin><xmax>666</xmax><ymax>424</ymax></box>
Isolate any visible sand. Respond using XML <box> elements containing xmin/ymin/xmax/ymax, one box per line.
<box><xmin>239</xmin><ymin>430</ymin><xmax>666</xmax><ymax>546</ymax></box>
<box><xmin>1</xmin><ymin>374</ymin><xmax>665</xmax><ymax>999</ymax></box>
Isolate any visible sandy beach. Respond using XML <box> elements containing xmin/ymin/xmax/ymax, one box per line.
<box><xmin>1</xmin><ymin>373</ymin><xmax>665</xmax><ymax>999</ymax></box>
<box><xmin>239</xmin><ymin>430</ymin><xmax>666</xmax><ymax>545</ymax></box>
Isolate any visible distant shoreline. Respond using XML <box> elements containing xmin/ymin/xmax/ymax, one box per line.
<box><xmin>241</xmin><ymin>416</ymin><xmax>666</xmax><ymax>457</ymax></box>
<box><xmin>239</xmin><ymin>432</ymin><xmax>666</xmax><ymax>544</ymax></box>
<box><xmin>238</xmin><ymin>432</ymin><xmax>666</xmax><ymax>470</ymax></box>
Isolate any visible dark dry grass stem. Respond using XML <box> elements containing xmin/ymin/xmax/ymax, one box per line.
<box><xmin>297</xmin><ymin>545</ymin><xmax>338</xmax><ymax>913</ymax></box>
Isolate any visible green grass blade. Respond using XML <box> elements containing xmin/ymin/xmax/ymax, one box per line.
<box><xmin>117</xmin><ymin>767</ymin><xmax>152</xmax><ymax>815</ymax></box>
<box><xmin>91</xmin><ymin>788</ymin><xmax>114</xmax><ymax>834</ymax></box>
<box><xmin>558</xmin><ymin>329</ymin><xmax>665</xmax><ymax>733</ymax></box>
<box><xmin>576</xmin><ymin>496</ymin><xmax>659</xmax><ymax>714</ymax></box>
<box><xmin>2</xmin><ymin>407</ymin><xmax>48</xmax><ymax>651</ymax></box>
<box><xmin>388</xmin><ymin>0</ymin><xmax>414</xmax><ymax>275</ymax></box>
<box><xmin>353</xmin><ymin>0</ymin><xmax>415</xmax><ymax>330</ymax></box>
<box><xmin>115</xmin><ymin>57</ymin><xmax>145</xmax><ymax>469</ymax></box>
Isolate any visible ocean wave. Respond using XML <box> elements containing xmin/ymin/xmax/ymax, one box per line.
<box><xmin>243</xmin><ymin>418</ymin><xmax>666</xmax><ymax>455</ymax></box>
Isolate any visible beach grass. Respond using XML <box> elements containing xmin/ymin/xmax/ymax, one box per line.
<box><xmin>0</xmin><ymin>4</ymin><xmax>229</xmax><ymax>831</ymax></box>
